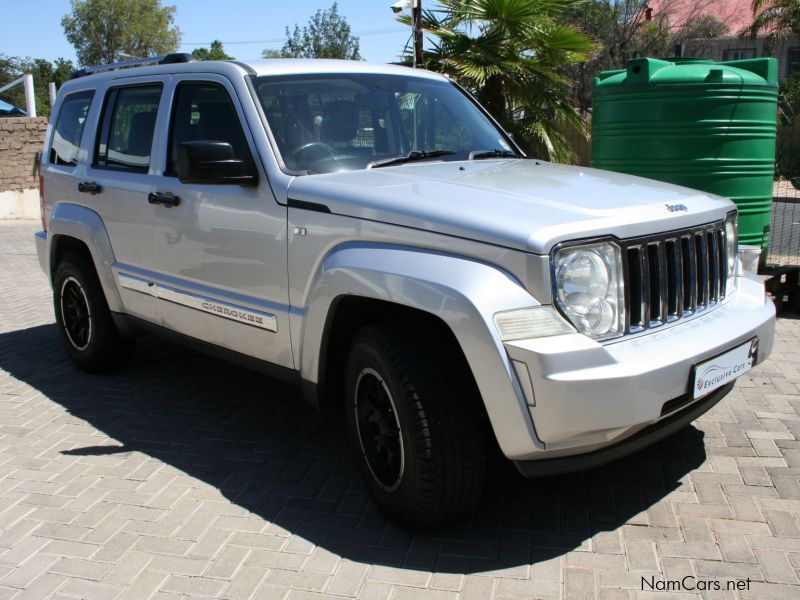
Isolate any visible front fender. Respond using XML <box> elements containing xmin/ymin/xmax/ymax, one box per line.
<box><xmin>299</xmin><ymin>243</ymin><xmax>545</xmax><ymax>458</ymax></box>
<box><xmin>48</xmin><ymin>203</ymin><xmax>123</xmax><ymax>313</ymax></box>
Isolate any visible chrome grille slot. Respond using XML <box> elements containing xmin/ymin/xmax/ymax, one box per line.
<box><xmin>708</xmin><ymin>230</ymin><xmax>719</xmax><ymax>304</ymax></box>
<box><xmin>626</xmin><ymin>247</ymin><xmax>643</xmax><ymax>331</ymax></box>
<box><xmin>695</xmin><ymin>232</ymin><xmax>707</xmax><ymax>308</ymax></box>
<box><xmin>647</xmin><ymin>244</ymin><xmax>664</xmax><ymax>325</ymax></box>
<box><xmin>621</xmin><ymin>220</ymin><xmax>728</xmax><ymax>336</ymax></box>
<box><xmin>665</xmin><ymin>239</ymin><xmax>680</xmax><ymax>320</ymax></box>
<box><xmin>682</xmin><ymin>235</ymin><xmax>695</xmax><ymax>314</ymax></box>
<box><xmin>717</xmin><ymin>228</ymin><xmax>727</xmax><ymax>300</ymax></box>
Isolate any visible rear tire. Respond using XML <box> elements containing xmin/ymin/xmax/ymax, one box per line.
<box><xmin>344</xmin><ymin>323</ymin><xmax>486</xmax><ymax>529</ymax></box>
<box><xmin>53</xmin><ymin>252</ymin><xmax>135</xmax><ymax>373</ymax></box>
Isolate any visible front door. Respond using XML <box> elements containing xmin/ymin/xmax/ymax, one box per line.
<box><xmin>145</xmin><ymin>74</ymin><xmax>291</xmax><ymax>368</ymax></box>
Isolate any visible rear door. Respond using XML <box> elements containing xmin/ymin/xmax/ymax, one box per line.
<box><xmin>145</xmin><ymin>74</ymin><xmax>291</xmax><ymax>368</ymax></box>
<box><xmin>85</xmin><ymin>76</ymin><xmax>169</xmax><ymax>322</ymax></box>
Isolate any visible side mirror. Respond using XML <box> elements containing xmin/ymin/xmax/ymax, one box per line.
<box><xmin>176</xmin><ymin>141</ymin><xmax>258</xmax><ymax>186</ymax></box>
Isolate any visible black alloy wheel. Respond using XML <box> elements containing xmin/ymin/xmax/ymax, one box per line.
<box><xmin>353</xmin><ymin>367</ymin><xmax>404</xmax><ymax>491</ymax></box>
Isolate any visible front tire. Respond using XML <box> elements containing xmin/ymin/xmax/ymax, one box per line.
<box><xmin>344</xmin><ymin>323</ymin><xmax>486</xmax><ymax>529</ymax></box>
<box><xmin>53</xmin><ymin>253</ymin><xmax>134</xmax><ymax>373</ymax></box>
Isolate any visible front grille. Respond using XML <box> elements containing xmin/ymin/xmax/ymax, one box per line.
<box><xmin>623</xmin><ymin>221</ymin><xmax>728</xmax><ymax>334</ymax></box>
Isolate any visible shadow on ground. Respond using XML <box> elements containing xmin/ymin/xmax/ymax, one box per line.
<box><xmin>0</xmin><ymin>324</ymin><xmax>709</xmax><ymax>574</ymax></box>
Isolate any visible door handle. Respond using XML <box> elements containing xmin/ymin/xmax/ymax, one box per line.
<box><xmin>148</xmin><ymin>192</ymin><xmax>180</xmax><ymax>207</ymax></box>
<box><xmin>78</xmin><ymin>181</ymin><xmax>101</xmax><ymax>194</ymax></box>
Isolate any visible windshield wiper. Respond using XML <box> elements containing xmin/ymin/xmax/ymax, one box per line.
<box><xmin>469</xmin><ymin>148</ymin><xmax>518</xmax><ymax>160</ymax></box>
<box><xmin>367</xmin><ymin>149</ymin><xmax>456</xmax><ymax>169</ymax></box>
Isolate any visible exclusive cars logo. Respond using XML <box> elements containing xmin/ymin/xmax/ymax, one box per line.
<box><xmin>695</xmin><ymin>339</ymin><xmax>759</xmax><ymax>393</ymax></box>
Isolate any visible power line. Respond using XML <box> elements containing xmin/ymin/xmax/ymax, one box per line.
<box><xmin>180</xmin><ymin>27</ymin><xmax>407</xmax><ymax>47</ymax></box>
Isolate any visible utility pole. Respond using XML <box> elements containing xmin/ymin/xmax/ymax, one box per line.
<box><xmin>413</xmin><ymin>0</ymin><xmax>423</xmax><ymax>68</ymax></box>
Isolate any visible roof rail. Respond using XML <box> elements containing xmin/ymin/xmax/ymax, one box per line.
<box><xmin>69</xmin><ymin>53</ymin><xmax>196</xmax><ymax>79</ymax></box>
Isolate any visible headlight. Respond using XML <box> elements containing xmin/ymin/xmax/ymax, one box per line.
<box><xmin>725</xmin><ymin>211</ymin><xmax>738</xmax><ymax>279</ymax></box>
<box><xmin>553</xmin><ymin>241</ymin><xmax>624</xmax><ymax>340</ymax></box>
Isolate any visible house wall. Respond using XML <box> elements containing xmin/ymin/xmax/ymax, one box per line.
<box><xmin>0</xmin><ymin>117</ymin><xmax>47</xmax><ymax>219</ymax></box>
<box><xmin>684</xmin><ymin>35</ymin><xmax>800</xmax><ymax>80</ymax></box>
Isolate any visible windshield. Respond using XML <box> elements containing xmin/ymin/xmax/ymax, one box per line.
<box><xmin>253</xmin><ymin>73</ymin><xmax>517</xmax><ymax>174</ymax></box>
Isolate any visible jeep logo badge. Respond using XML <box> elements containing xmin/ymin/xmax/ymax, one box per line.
<box><xmin>665</xmin><ymin>203</ymin><xmax>688</xmax><ymax>213</ymax></box>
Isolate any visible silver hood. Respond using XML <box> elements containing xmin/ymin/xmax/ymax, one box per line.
<box><xmin>287</xmin><ymin>159</ymin><xmax>735</xmax><ymax>254</ymax></box>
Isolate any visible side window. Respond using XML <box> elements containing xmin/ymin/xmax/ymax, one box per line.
<box><xmin>167</xmin><ymin>82</ymin><xmax>252</xmax><ymax>175</ymax></box>
<box><xmin>49</xmin><ymin>90</ymin><xmax>94</xmax><ymax>167</ymax></box>
<box><xmin>94</xmin><ymin>85</ymin><xmax>161</xmax><ymax>172</ymax></box>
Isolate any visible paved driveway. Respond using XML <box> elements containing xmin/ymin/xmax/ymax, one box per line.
<box><xmin>1</xmin><ymin>220</ymin><xmax>799</xmax><ymax>599</ymax></box>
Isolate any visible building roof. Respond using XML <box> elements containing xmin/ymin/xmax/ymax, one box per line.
<box><xmin>0</xmin><ymin>99</ymin><xmax>26</xmax><ymax>116</ymax></box>
<box><xmin>649</xmin><ymin>0</ymin><xmax>754</xmax><ymax>35</ymax></box>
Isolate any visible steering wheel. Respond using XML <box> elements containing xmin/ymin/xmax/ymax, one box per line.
<box><xmin>289</xmin><ymin>142</ymin><xmax>337</xmax><ymax>165</ymax></box>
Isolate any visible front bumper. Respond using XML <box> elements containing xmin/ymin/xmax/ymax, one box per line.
<box><xmin>504</xmin><ymin>272</ymin><xmax>775</xmax><ymax>461</ymax></box>
<box><xmin>514</xmin><ymin>382</ymin><xmax>734</xmax><ymax>476</ymax></box>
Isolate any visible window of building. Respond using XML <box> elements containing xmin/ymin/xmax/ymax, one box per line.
<box><xmin>788</xmin><ymin>48</ymin><xmax>800</xmax><ymax>75</ymax></box>
<box><xmin>722</xmin><ymin>48</ymin><xmax>756</xmax><ymax>62</ymax></box>
<box><xmin>49</xmin><ymin>90</ymin><xmax>94</xmax><ymax>167</ymax></box>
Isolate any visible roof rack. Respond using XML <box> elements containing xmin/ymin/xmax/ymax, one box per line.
<box><xmin>69</xmin><ymin>53</ymin><xmax>196</xmax><ymax>79</ymax></box>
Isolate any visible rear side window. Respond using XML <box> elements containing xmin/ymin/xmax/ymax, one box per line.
<box><xmin>49</xmin><ymin>90</ymin><xmax>94</xmax><ymax>167</ymax></box>
<box><xmin>95</xmin><ymin>85</ymin><xmax>162</xmax><ymax>172</ymax></box>
<box><xmin>166</xmin><ymin>82</ymin><xmax>251</xmax><ymax>175</ymax></box>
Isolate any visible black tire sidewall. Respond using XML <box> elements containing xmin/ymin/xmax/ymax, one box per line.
<box><xmin>345</xmin><ymin>333</ymin><xmax>425</xmax><ymax>519</ymax></box>
<box><xmin>53</xmin><ymin>254</ymin><xmax>131</xmax><ymax>372</ymax></box>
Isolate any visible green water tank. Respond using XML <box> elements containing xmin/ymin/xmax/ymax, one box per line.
<box><xmin>592</xmin><ymin>57</ymin><xmax>779</xmax><ymax>248</ymax></box>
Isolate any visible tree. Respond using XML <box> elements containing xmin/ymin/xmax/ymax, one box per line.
<box><xmin>744</xmin><ymin>0</ymin><xmax>800</xmax><ymax>39</ymax></box>
<box><xmin>192</xmin><ymin>40</ymin><xmax>234</xmax><ymax>61</ymax></box>
<box><xmin>62</xmin><ymin>0</ymin><xmax>181</xmax><ymax>67</ymax></box>
<box><xmin>262</xmin><ymin>3</ymin><xmax>361</xmax><ymax>60</ymax></box>
<box><xmin>401</xmin><ymin>0</ymin><xmax>594</xmax><ymax>163</ymax></box>
<box><xmin>0</xmin><ymin>55</ymin><xmax>75</xmax><ymax>117</ymax></box>
<box><xmin>565</xmin><ymin>1</ymin><xmax>726</xmax><ymax>112</ymax></box>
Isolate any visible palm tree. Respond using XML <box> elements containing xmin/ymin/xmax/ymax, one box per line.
<box><xmin>400</xmin><ymin>0</ymin><xmax>595</xmax><ymax>162</ymax></box>
<box><xmin>744</xmin><ymin>0</ymin><xmax>800</xmax><ymax>39</ymax></box>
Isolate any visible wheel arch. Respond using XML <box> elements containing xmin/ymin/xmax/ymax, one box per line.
<box><xmin>297</xmin><ymin>243</ymin><xmax>546</xmax><ymax>458</ymax></box>
<box><xmin>47</xmin><ymin>203</ymin><xmax>123</xmax><ymax>313</ymax></box>
<box><xmin>313</xmin><ymin>296</ymin><xmax>474</xmax><ymax>415</ymax></box>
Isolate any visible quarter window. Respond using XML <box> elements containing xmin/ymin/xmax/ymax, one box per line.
<box><xmin>49</xmin><ymin>90</ymin><xmax>94</xmax><ymax>167</ymax></box>
<box><xmin>95</xmin><ymin>85</ymin><xmax>162</xmax><ymax>172</ymax></box>
<box><xmin>166</xmin><ymin>82</ymin><xmax>252</xmax><ymax>175</ymax></box>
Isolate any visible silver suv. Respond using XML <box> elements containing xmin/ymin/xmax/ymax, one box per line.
<box><xmin>35</xmin><ymin>54</ymin><xmax>776</xmax><ymax>529</ymax></box>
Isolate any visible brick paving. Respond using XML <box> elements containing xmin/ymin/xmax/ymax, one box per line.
<box><xmin>1</xmin><ymin>219</ymin><xmax>799</xmax><ymax>599</ymax></box>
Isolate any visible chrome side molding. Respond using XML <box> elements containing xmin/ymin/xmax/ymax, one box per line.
<box><xmin>118</xmin><ymin>273</ymin><xmax>278</xmax><ymax>332</ymax></box>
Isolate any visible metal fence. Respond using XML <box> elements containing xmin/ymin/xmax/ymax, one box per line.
<box><xmin>764</xmin><ymin>95</ymin><xmax>800</xmax><ymax>268</ymax></box>
<box><xmin>767</xmin><ymin>179</ymin><xmax>800</xmax><ymax>267</ymax></box>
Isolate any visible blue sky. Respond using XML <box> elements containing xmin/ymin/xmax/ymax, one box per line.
<box><xmin>0</xmin><ymin>0</ymin><xmax>420</xmax><ymax>64</ymax></box>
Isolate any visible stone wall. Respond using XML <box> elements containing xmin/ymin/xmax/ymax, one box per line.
<box><xmin>0</xmin><ymin>117</ymin><xmax>48</xmax><ymax>218</ymax></box>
